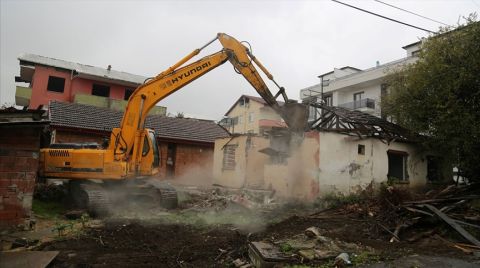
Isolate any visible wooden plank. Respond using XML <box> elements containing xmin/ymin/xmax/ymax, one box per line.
<box><xmin>422</xmin><ymin>204</ymin><xmax>480</xmax><ymax>247</ymax></box>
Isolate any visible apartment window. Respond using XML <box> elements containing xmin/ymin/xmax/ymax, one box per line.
<box><xmin>124</xmin><ymin>88</ymin><xmax>134</xmax><ymax>100</ymax></box>
<box><xmin>358</xmin><ymin>144</ymin><xmax>365</xmax><ymax>155</ymax></box>
<box><xmin>353</xmin><ymin>91</ymin><xmax>364</xmax><ymax>109</ymax></box>
<box><xmin>222</xmin><ymin>145</ymin><xmax>237</xmax><ymax>170</ymax></box>
<box><xmin>387</xmin><ymin>150</ymin><xmax>409</xmax><ymax>181</ymax></box>
<box><xmin>248</xmin><ymin>112</ymin><xmax>255</xmax><ymax>123</ymax></box>
<box><xmin>238</xmin><ymin>115</ymin><xmax>243</xmax><ymax>124</ymax></box>
<box><xmin>353</xmin><ymin>91</ymin><xmax>364</xmax><ymax>102</ymax></box>
<box><xmin>92</xmin><ymin>84</ymin><xmax>110</xmax><ymax>97</ymax></box>
<box><xmin>47</xmin><ymin>76</ymin><xmax>65</xmax><ymax>93</ymax></box>
<box><xmin>323</xmin><ymin>94</ymin><xmax>333</xmax><ymax>106</ymax></box>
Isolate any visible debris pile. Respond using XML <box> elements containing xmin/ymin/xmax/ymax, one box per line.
<box><xmin>328</xmin><ymin>183</ymin><xmax>480</xmax><ymax>254</ymax></box>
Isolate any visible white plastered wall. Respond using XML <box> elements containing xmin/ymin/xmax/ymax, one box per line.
<box><xmin>318</xmin><ymin>132</ymin><xmax>427</xmax><ymax>194</ymax></box>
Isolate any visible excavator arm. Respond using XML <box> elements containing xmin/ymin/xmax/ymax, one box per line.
<box><xmin>111</xmin><ymin>33</ymin><xmax>307</xmax><ymax>162</ymax></box>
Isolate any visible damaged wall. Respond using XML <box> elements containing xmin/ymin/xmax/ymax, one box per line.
<box><xmin>213</xmin><ymin>130</ymin><xmax>430</xmax><ymax>202</ymax></box>
<box><xmin>264</xmin><ymin>131</ymin><xmax>320</xmax><ymax>200</ymax></box>
<box><xmin>318</xmin><ymin>132</ymin><xmax>428</xmax><ymax>194</ymax></box>
<box><xmin>213</xmin><ymin>135</ymin><xmax>269</xmax><ymax>188</ymax></box>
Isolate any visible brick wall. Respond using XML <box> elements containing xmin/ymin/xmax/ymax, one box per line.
<box><xmin>0</xmin><ymin>125</ymin><xmax>45</xmax><ymax>229</ymax></box>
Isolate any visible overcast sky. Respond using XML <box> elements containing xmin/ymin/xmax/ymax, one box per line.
<box><xmin>1</xmin><ymin>0</ymin><xmax>478</xmax><ymax>119</ymax></box>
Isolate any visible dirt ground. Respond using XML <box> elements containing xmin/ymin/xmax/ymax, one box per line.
<box><xmin>16</xmin><ymin>184</ymin><xmax>480</xmax><ymax>267</ymax></box>
<box><xmin>38</xmin><ymin>209</ymin><xmax>478</xmax><ymax>267</ymax></box>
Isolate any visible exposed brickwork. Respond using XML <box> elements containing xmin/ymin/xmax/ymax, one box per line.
<box><xmin>0</xmin><ymin>125</ymin><xmax>46</xmax><ymax>229</ymax></box>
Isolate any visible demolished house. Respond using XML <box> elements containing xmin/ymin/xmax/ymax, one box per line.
<box><xmin>213</xmin><ymin>103</ymin><xmax>449</xmax><ymax>200</ymax></box>
<box><xmin>47</xmin><ymin>101</ymin><xmax>229</xmax><ymax>181</ymax></box>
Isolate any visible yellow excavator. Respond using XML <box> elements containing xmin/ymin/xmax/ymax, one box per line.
<box><xmin>39</xmin><ymin>33</ymin><xmax>307</xmax><ymax>214</ymax></box>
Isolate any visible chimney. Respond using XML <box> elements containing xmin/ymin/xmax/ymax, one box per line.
<box><xmin>107</xmin><ymin>65</ymin><xmax>112</xmax><ymax>71</ymax></box>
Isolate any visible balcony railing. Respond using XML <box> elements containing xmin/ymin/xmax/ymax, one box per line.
<box><xmin>338</xmin><ymin>98</ymin><xmax>375</xmax><ymax>110</ymax></box>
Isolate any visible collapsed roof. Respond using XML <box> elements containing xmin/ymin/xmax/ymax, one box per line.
<box><xmin>308</xmin><ymin>103</ymin><xmax>416</xmax><ymax>143</ymax></box>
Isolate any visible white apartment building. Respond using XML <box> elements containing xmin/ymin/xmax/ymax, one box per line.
<box><xmin>300</xmin><ymin>41</ymin><xmax>422</xmax><ymax>119</ymax></box>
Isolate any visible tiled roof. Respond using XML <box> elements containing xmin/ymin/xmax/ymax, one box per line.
<box><xmin>18</xmin><ymin>53</ymin><xmax>147</xmax><ymax>85</ymax></box>
<box><xmin>49</xmin><ymin>101</ymin><xmax>230</xmax><ymax>143</ymax></box>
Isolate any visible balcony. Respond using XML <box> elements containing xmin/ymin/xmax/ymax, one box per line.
<box><xmin>338</xmin><ymin>98</ymin><xmax>376</xmax><ymax>111</ymax></box>
<box><xmin>15</xmin><ymin>86</ymin><xmax>32</xmax><ymax>107</ymax></box>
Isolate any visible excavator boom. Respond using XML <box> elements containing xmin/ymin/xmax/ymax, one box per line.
<box><xmin>113</xmin><ymin>33</ymin><xmax>307</xmax><ymax>164</ymax></box>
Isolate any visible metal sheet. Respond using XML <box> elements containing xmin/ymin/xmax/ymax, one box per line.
<box><xmin>0</xmin><ymin>251</ymin><xmax>59</xmax><ymax>268</ymax></box>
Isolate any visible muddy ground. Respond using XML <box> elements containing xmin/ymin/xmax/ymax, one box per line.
<box><xmin>20</xmin><ymin>184</ymin><xmax>480</xmax><ymax>267</ymax></box>
<box><xmin>38</xmin><ymin>207</ymin><xmax>477</xmax><ymax>267</ymax></box>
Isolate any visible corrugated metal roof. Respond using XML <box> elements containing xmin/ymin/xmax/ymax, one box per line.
<box><xmin>49</xmin><ymin>101</ymin><xmax>230</xmax><ymax>143</ymax></box>
<box><xmin>18</xmin><ymin>53</ymin><xmax>147</xmax><ymax>85</ymax></box>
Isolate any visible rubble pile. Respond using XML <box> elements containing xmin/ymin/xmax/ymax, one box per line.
<box><xmin>333</xmin><ymin>183</ymin><xmax>480</xmax><ymax>252</ymax></box>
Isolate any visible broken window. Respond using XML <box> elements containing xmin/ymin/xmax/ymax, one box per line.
<box><xmin>222</xmin><ymin>145</ymin><xmax>237</xmax><ymax>170</ymax></box>
<box><xmin>124</xmin><ymin>88</ymin><xmax>134</xmax><ymax>100</ymax></box>
<box><xmin>47</xmin><ymin>76</ymin><xmax>65</xmax><ymax>93</ymax></box>
<box><xmin>92</xmin><ymin>84</ymin><xmax>110</xmax><ymax>97</ymax></box>
<box><xmin>358</xmin><ymin>144</ymin><xmax>365</xmax><ymax>155</ymax></box>
<box><xmin>387</xmin><ymin>150</ymin><xmax>409</xmax><ymax>181</ymax></box>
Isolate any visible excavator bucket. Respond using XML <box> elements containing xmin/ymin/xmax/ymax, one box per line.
<box><xmin>277</xmin><ymin>102</ymin><xmax>309</xmax><ymax>133</ymax></box>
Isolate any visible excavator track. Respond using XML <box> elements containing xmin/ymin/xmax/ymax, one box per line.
<box><xmin>156</xmin><ymin>183</ymin><xmax>178</xmax><ymax>209</ymax></box>
<box><xmin>69</xmin><ymin>182</ymin><xmax>111</xmax><ymax>216</ymax></box>
<box><xmin>69</xmin><ymin>180</ymin><xmax>177</xmax><ymax>217</ymax></box>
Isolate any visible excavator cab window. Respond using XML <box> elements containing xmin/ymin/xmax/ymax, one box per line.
<box><xmin>142</xmin><ymin>136</ymin><xmax>150</xmax><ymax>157</ymax></box>
<box><xmin>149</xmin><ymin>131</ymin><xmax>160</xmax><ymax>167</ymax></box>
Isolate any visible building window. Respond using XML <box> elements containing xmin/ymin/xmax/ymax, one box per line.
<box><xmin>248</xmin><ymin>112</ymin><xmax>254</xmax><ymax>123</ymax></box>
<box><xmin>92</xmin><ymin>84</ymin><xmax>110</xmax><ymax>97</ymax></box>
<box><xmin>358</xmin><ymin>144</ymin><xmax>365</xmax><ymax>155</ymax></box>
<box><xmin>323</xmin><ymin>94</ymin><xmax>333</xmax><ymax>106</ymax></box>
<box><xmin>47</xmin><ymin>76</ymin><xmax>65</xmax><ymax>93</ymax></box>
<box><xmin>387</xmin><ymin>150</ymin><xmax>409</xmax><ymax>181</ymax></box>
<box><xmin>239</xmin><ymin>97</ymin><xmax>250</xmax><ymax>107</ymax></box>
<box><xmin>238</xmin><ymin>115</ymin><xmax>243</xmax><ymax>124</ymax></box>
<box><xmin>353</xmin><ymin>91</ymin><xmax>364</xmax><ymax>109</ymax></box>
<box><xmin>222</xmin><ymin>145</ymin><xmax>237</xmax><ymax>170</ymax></box>
<box><xmin>124</xmin><ymin>88</ymin><xmax>134</xmax><ymax>100</ymax></box>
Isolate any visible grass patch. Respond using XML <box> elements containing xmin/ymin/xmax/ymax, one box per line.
<box><xmin>32</xmin><ymin>199</ymin><xmax>66</xmax><ymax>219</ymax></box>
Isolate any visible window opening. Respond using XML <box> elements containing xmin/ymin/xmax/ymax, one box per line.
<box><xmin>92</xmin><ymin>84</ymin><xmax>110</xmax><ymax>97</ymax></box>
<box><xmin>387</xmin><ymin>150</ymin><xmax>409</xmax><ymax>181</ymax></box>
<box><xmin>358</xmin><ymin>144</ymin><xmax>365</xmax><ymax>155</ymax></box>
<box><xmin>47</xmin><ymin>76</ymin><xmax>65</xmax><ymax>93</ymax></box>
<box><xmin>222</xmin><ymin>145</ymin><xmax>237</xmax><ymax>170</ymax></box>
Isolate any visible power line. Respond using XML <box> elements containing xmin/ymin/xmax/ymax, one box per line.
<box><xmin>374</xmin><ymin>0</ymin><xmax>450</xmax><ymax>26</ymax></box>
<box><xmin>331</xmin><ymin>0</ymin><xmax>437</xmax><ymax>34</ymax></box>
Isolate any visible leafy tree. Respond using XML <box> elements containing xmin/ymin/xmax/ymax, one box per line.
<box><xmin>382</xmin><ymin>16</ymin><xmax>480</xmax><ymax>182</ymax></box>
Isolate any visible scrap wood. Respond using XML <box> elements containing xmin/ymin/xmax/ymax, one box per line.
<box><xmin>420</xmin><ymin>204</ymin><xmax>480</xmax><ymax>247</ymax></box>
<box><xmin>403</xmin><ymin>206</ymin><xmax>434</xmax><ymax>217</ymax></box>
<box><xmin>376</xmin><ymin>222</ymin><xmax>400</xmax><ymax>242</ymax></box>
<box><xmin>440</xmin><ymin>200</ymin><xmax>467</xmax><ymax>213</ymax></box>
<box><xmin>434</xmin><ymin>235</ymin><xmax>475</xmax><ymax>254</ymax></box>
<box><xmin>403</xmin><ymin>195</ymin><xmax>480</xmax><ymax>205</ymax></box>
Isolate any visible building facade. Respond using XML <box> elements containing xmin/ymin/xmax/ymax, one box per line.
<box><xmin>15</xmin><ymin>53</ymin><xmax>166</xmax><ymax>115</ymax></box>
<box><xmin>220</xmin><ymin>95</ymin><xmax>287</xmax><ymax>135</ymax></box>
<box><xmin>300</xmin><ymin>42</ymin><xmax>421</xmax><ymax>119</ymax></box>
